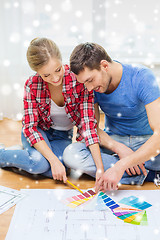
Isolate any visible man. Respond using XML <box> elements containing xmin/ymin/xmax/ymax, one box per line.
<box><xmin>63</xmin><ymin>42</ymin><xmax>160</xmax><ymax>192</ymax></box>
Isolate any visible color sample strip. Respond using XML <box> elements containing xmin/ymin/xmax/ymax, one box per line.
<box><xmin>124</xmin><ymin>211</ymin><xmax>145</xmax><ymax>224</ymax></box>
<box><xmin>113</xmin><ymin>211</ymin><xmax>139</xmax><ymax>218</ymax></box>
<box><xmin>72</xmin><ymin>196</ymin><xmax>79</xmax><ymax>201</ymax></box>
<box><xmin>112</xmin><ymin>208</ymin><xmax>140</xmax><ymax>212</ymax></box>
<box><xmin>112</xmin><ymin>205</ymin><xmax>141</xmax><ymax>212</ymax></box>
<box><xmin>119</xmin><ymin>196</ymin><xmax>152</xmax><ymax>210</ymax></box>
<box><xmin>116</xmin><ymin>211</ymin><xmax>140</xmax><ymax>220</ymax></box>
<box><xmin>68</xmin><ymin>197</ymin><xmax>93</xmax><ymax>208</ymax></box>
<box><xmin>63</xmin><ymin>189</ymin><xmax>96</xmax><ymax>208</ymax></box>
<box><xmin>119</xmin><ymin>196</ymin><xmax>137</xmax><ymax>204</ymax></box>
<box><xmin>110</xmin><ymin>204</ymin><xmax>120</xmax><ymax>210</ymax></box>
<box><xmin>77</xmin><ymin>194</ymin><xmax>85</xmax><ymax>199</ymax></box>
<box><xmin>88</xmin><ymin>190</ymin><xmax>96</xmax><ymax>196</ymax></box>
<box><xmin>97</xmin><ymin>192</ymin><xmax>120</xmax><ymax>211</ymax></box>
<box><xmin>82</xmin><ymin>192</ymin><xmax>90</xmax><ymax>198</ymax></box>
<box><xmin>99</xmin><ymin>192</ymin><xmax>120</xmax><ymax>211</ymax></box>
<box><xmin>66</xmin><ymin>197</ymin><xmax>74</xmax><ymax>202</ymax></box>
<box><xmin>128</xmin><ymin>211</ymin><xmax>145</xmax><ymax>225</ymax></box>
<box><xmin>70</xmin><ymin>192</ymin><xmax>96</xmax><ymax>208</ymax></box>
<box><xmin>123</xmin><ymin>212</ymin><xmax>142</xmax><ymax>223</ymax></box>
<box><xmin>140</xmin><ymin>211</ymin><xmax>148</xmax><ymax>226</ymax></box>
<box><xmin>96</xmin><ymin>193</ymin><xmax>109</xmax><ymax>211</ymax></box>
<box><xmin>67</xmin><ymin>196</ymin><xmax>93</xmax><ymax>208</ymax></box>
<box><xmin>63</xmin><ymin>190</ymin><xmax>93</xmax><ymax>204</ymax></box>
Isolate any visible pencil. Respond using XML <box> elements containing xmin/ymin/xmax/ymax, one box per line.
<box><xmin>67</xmin><ymin>180</ymin><xmax>83</xmax><ymax>194</ymax></box>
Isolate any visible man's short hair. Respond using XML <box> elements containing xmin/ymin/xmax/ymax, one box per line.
<box><xmin>70</xmin><ymin>42</ymin><xmax>112</xmax><ymax>75</ymax></box>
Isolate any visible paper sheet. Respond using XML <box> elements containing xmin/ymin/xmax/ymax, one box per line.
<box><xmin>6</xmin><ymin>189</ymin><xmax>160</xmax><ymax>240</ymax></box>
<box><xmin>0</xmin><ymin>185</ymin><xmax>25</xmax><ymax>214</ymax></box>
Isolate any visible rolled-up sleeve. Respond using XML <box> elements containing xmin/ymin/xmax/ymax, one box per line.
<box><xmin>22</xmin><ymin>80</ymin><xmax>44</xmax><ymax>146</ymax></box>
<box><xmin>79</xmin><ymin>88</ymin><xmax>99</xmax><ymax>147</ymax></box>
<box><xmin>62</xmin><ymin>65</ymin><xmax>99</xmax><ymax>147</ymax></box>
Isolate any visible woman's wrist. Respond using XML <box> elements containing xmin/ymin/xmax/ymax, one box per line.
<box><xmin>96</xmin><ymin>166</ymin><xmax>104</xmax><ymax>173</ymax></box>
<box><xmin>47</xmin><ymin>154</ymin><xmax>60</xmax><ymax>165</ymax></box>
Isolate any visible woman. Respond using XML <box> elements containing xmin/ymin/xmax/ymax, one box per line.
<box><xmin>0</xmin><ymin>38</ymin><xmax>102</xmax><ymax>185</ymax></box>
<box><xmin>0</xmin><ymin>38</ymin><xmax>74</xmax><ymax>182</ymax></box>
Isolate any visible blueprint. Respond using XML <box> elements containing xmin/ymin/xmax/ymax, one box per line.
<box><xmin>0</xmin><ymin>185</ymin><xmax>25</xmax><ymax>215</ymax></box>
<box><xmin>6</xmin><ymin>189</ymin><xmax>160</xmax><ymax>240</ymax></box>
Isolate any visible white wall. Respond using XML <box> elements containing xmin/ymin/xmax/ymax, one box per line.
<box><xmin>0</xmin><ymin>0</ymin><xmax>160</xmax><ymax>119</ymax></box>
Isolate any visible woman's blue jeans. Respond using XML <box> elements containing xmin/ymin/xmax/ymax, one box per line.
<box><xmin>63</xmin><ymin>134</ymin><xmax>160</xmax><ymax>185</ymax></box>
<box><xmin>0</xmin><ymin>127</ymin><xmax>73</xmax><ymax>178</ymax></box>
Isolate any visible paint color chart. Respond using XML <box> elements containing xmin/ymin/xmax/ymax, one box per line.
<box><xmin>98</xmin><ymin>192</ymin><xmax>152</xmax><ymax>225</ymax></box>
<box><xmin>64</xmin><ymin>190</ymin><xmax>152</xmax><ymax>225</ymax></box>
<box><xmin>6</xmin><ymin>190</ymin><xmax>160</xmax><ymax>240</ymax></box>
<box><xmin>63</xmin><ymin>189</ymin><xmax>96</xmax><ymax>208</ymax></box>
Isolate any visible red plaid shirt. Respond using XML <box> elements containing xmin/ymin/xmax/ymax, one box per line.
<box><xmin>22</xmin><ymin>65</ymin><xmax>99</xmax><ymax>147</ymax></box>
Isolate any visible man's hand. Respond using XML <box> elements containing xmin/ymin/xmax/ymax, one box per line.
<box><xmin>126</xmin><ymin>163</ymin><xmax>147</xmax><ymax>176</ymax></box>
<box><xmin>115</xmin><ymin>145</ymin><xmax>147</xmax><ymax>177</ymax></box>
<box><xmin>95</xmin><ymin>163</ymin><xmax>124</xmax><ymax>193</ymax></box>
<box><xmin>95</xmin><ymin>168</ymin><xmax>104</xmax><ymax>190</ymax></box>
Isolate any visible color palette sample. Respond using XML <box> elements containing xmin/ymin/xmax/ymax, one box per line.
<box><xmin>98</xmin><ymin>192</ymin><xmax>152</xmax><ymax>225</ymax></box>
<box><xmin>63</xmin><ymin>189</ymin><xmax>96</xmax><ymax>208</ymax></box>
<box><xmin>63</xmin><ymin>190</ymin><xmax>152</xmax><ymax>225</ymax></box>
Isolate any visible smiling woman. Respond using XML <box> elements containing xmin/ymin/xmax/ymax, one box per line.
<box><xmin>0</xmin><ymin>37</ymin><xmax>98</xmax><ymax>185</ymax></box>
<box><xmin>0</xmin><ymin>38</ymin><xmax>75</xmax><ymax>182</ymax></box>
<box><xmin>38</xmin><ymin>58</ymin><xmax>64</xmax><ymax>85</ymax></box>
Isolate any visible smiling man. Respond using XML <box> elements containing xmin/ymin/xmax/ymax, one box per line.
<box><xmin>63</xmin><ymin>42</ymin><xmax>160</xmax><ymax>192</ymax></box>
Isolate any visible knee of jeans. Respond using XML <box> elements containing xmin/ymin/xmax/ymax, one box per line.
<box><xmin>63</xmin><ymin>143</ymin><xmax>84</xmax><ymax>169</ymax></box>
<box><xmin>63</xmin><ymin>144</ymin><xmax>75</xmax><ymax>167</ymax></box>
<box><xmin>28</xmin><ymin>151</ymin><xmax>50</xmax><ymax>174</ymax></box>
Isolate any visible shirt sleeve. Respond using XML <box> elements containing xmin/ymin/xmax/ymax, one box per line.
<box><xmin>22</xmin><ymin>79</ymin><xmax>44</xmax><ymax>146</ymax></box>
<box><xmin>62</xmin><ymin>65</ymin><xmax>99</xmax><ymax>147</ymax></box>
<box><xmin>136</xmin><ymin>68</ymin><xmax>160</xmax><ymax>105</ymax></box>
<box><xmin>79</xmin><ymin>88</ymin><xmax>99</xmax><ymax>147</ymax></box>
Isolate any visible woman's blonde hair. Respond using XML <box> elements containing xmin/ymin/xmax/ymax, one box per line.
<box><xmin>27</xmin><ymin>37</ymin><xmax>62</xmax><ymax>71</ymax></box>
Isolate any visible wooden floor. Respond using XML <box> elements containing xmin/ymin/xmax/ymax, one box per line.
<box><xmin>0</xmin><ymin>118</ymin><xmax>159</xmax><ymax>240</ymax></box>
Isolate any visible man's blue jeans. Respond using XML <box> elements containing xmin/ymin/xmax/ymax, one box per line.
<box><xmin>63</xmin><ymin>134</ymin><xmax>160</xmax><ymax>185</ymax></box>
<box><xmin>0</xmin><ymin>127</ymin><xmax>73</xmax><ymax>178</ymax></box>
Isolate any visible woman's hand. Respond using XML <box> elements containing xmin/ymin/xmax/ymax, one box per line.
<box><xmin>50</xmin><ymin>158</ymin><xmax>67</xmax><ymax>183</ymax></box>
<box><xmin>33</xmin><ymin>140</ymin><xmax>67</xmax><ymax>183</ymax></box>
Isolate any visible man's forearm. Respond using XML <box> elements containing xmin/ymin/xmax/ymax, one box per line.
<box><xmin>97</xmin><ymin>128</ymin><xmax>131</xmax><ymax>156</ymax></box>
<box><xmin>117</xmin><ymin>131</ymin><xmax>160</xmax><ymax>170</ymax></box>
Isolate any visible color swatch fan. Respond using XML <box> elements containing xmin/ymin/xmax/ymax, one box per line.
<box><xmin>98</xmin><ymin>192</ymin><xmax>152</xmax><ymax>225</ymax></box>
